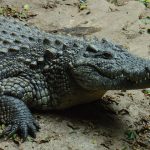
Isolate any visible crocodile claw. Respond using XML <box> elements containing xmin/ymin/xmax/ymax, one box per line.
<box><xmin>0</xmin><ymin>116</ymin><xmax>40</xmax><ymax>141</ymax></box>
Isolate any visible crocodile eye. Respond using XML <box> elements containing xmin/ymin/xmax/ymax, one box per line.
<box><xmin>102</xmin><ymin>51</ymin><xmax>113</xmax><ymax>59</ymax></box>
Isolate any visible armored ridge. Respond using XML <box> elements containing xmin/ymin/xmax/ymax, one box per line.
<box><xmin>0</xmin><ymin>16</ymin><xmax>150</xmax><ymax>140</ymax></box>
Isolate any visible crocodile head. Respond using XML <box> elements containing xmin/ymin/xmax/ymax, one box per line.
<box><xmin>71</xmin><ymin>39</ymin><xmax>150</xmax><ymax>91</ymax></box>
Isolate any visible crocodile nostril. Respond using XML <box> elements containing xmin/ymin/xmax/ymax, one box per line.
<box><xmin>101</xmin><ymin>51</ymin><xmax>113</xmax><ymax>59</ymax></box>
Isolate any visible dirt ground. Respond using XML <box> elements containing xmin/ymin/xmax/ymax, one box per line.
<box><xmin>0</xmin><ymin>0</ymin><xmax>150</xmax><ymax>149</ymax></box>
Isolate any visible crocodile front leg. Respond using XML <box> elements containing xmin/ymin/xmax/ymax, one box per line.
<box><xmin>0</xmin><ymin>95</ymin><xmax>40</xmax><ymax>140</ymax></box>
<box><xmin>0</xmin><ymin>74</ymin><xmax>49</xmax><ymax>140</ymax></box>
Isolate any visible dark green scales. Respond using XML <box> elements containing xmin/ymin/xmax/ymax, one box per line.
<box><xmin>0</xmin><ymin>16</ymin><xmax>150</xmax><ymax>140</ymax></box>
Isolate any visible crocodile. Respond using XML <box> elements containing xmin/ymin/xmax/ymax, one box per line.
<box><xmin>0</xmin><ymin>16</ymin><xmax>150</xmax><ymax>141</ymax></box>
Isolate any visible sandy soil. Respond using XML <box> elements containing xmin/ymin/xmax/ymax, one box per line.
<box><xmin>0</xmin><ymin>0</ymin><xmax>150</xmax><ymax>149</ymax></box>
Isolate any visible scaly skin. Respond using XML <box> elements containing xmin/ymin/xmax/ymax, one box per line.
<box><xmin>0</xmin><ymin>16</ymin><xmax>150</xmax><ymax>140</ymax></box>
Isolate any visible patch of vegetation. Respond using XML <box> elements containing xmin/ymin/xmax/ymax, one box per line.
<box><xmin>78</xmin><ymin>0</ymin><xmax>88</xmax><ymax>10</ymax></box>
<box><xmin>0</xmin><ymin>5</ymin><xmax>36</xmax><ymax>20</ymax></box>
<box><xmin>138</xmin><ymin>0</ymin><xmax>150</xmax><ymax>7</ymax></box>
<box><xmin>143</xmin><ymin>88</ymin><xmax>150</xmax><ymax>95</ymax></box>
<box><xmin>125</xmin><ymin>129</ymin><xmax>137</xmax><ymax>141</ymax></box>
